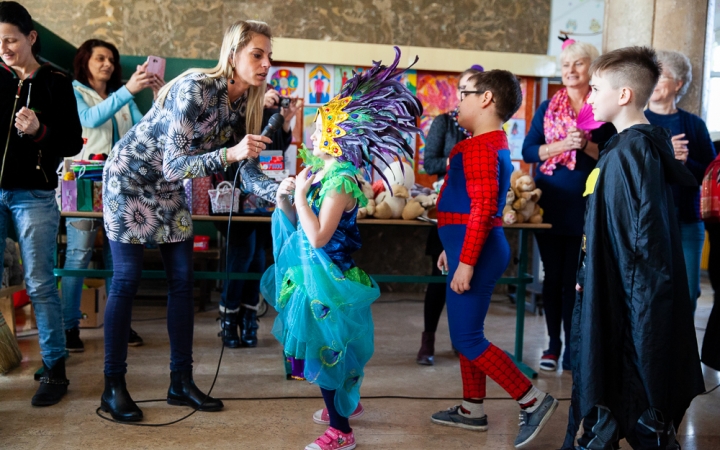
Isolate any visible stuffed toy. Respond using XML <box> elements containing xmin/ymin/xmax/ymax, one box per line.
<box><xmin>357</xmin><ymin>180</ymin><xmax>376</xmax><ymax>219</ymax></box>
<box><xmin>382</xmin><ymin>160</ymin><xmax>414</xmax><ymax>190</ymax></box>
<box><xmin>374</xmin><ymin>183</ymin><xmax>410</xmax><ymax>219</ymax></box>
<box><xmin>402</xmin><ymin>192</ymin><xmax>438</xmax><ymax>220</ymax></box>
<box><xmin>506</xmin><ymin>171</ymin><xmax>543</xmax><ymax>224</ymax></box>
<box><xmin>502</xmin><ymin>189</ymin><xmax>519</xmax><ymax>225</ymax></box>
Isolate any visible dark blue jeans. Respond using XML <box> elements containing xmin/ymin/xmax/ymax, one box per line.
<box><xmin>104</xmin><ymin>239</ymin><xmax>194</xmax><ymax>376</ymax></box>
<box><xmin>220</xmin><ymin>226</ymin><xmax>267</xmax><ymax>311</ymax></box>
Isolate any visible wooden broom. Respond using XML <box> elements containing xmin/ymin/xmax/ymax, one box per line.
<box><xmin>0</xmin><ymin>310</ymin><xmax>21</xmax><ymax>374</ymax></box>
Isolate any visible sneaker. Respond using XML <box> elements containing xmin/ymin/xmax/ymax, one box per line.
<box><xmin>430</xmin><ymin>405</ymin><xmax>489</xmax><ymax>431</ymax></box>
<box><xmin>128</xmin><ymin>328</ymin><xmax>144</xmax><ymax>347</ymax></box>
<box><xmin>312</xmin><ymin>403</ymin><xmax>364</xmax><ymax>425</ymax></box>
<box><xmin>514</xmin><ymin>394</ymin><xmax>559</xmax><ymax>448</ymax></box>
<box><xmin>65</xmin><ymin>327</ymin><xmax>84</xmax><ymax>353</ymax></box>
<box><xmin>304</xmin><ymin>427</ymin><xmax>356</xmax><ymax>450</ymax></box>
<box><xmin>539</xmin><ymin>352</ymin><xmax>558</xmax><ymax>371</ymax></box>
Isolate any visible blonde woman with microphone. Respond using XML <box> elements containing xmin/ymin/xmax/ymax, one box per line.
<box><xmin>100</xmin><ymin>20</ymin><xmax>280</xmax><ymax>422</ymax></box>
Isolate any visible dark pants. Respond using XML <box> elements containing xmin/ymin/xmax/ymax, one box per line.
<box><xmin>220</xmin><ymin>224</ymin><xmax>267</xmax><ymax>310</ymax></box>
<box><xmin>423</xmin><ymin>226</ymin><xmax>446</xmax><ymax>333</ymax></box>
<box><xmin>104</xmin><ymin>240</ymin><xmax>195</xmax><ymax>376</ymax></box>
<box><xmin>535</xmin><ymin>234</ymin><xmax>582</xmax><ymax>360</ymax></box>
<box><xmin>703</xmin><ymin>222</ymin><xmax>720</xmax><ymax>370</ymax></box>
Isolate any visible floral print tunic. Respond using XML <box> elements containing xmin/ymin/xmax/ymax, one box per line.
<box><xmin>103</xmin><ymin>73</ymin><xmax>277</xmax><ymax>244</ymax></box>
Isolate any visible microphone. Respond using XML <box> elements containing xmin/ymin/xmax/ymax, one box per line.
<box><xmin>260</xmin><ymin>113</ymin><xmax>284</xmax><ymax>138</ymax></box>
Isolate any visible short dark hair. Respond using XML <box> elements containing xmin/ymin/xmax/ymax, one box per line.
<box><xmin>74</xmin><ymin>39</ymin><xmax>123</xmax><ymax>93</ymax></box>
<box><xmin>0</xmin><ymin>1</ymin><xmax>40</xmax><ymax>55</ymax></box>
<box><xmin>458</xmin><ymin>65</ymin><xmax>483</xmax><ymax>87</ymax></box>
<box><xmin>590</xmin><ymin>46</ymin><xmax>661</xmax><ymax>107</ymax></box>
<box><xmin>468</xmin><ymin>69</ymin><xmax>522</xmax><ymax>122</ymax></box>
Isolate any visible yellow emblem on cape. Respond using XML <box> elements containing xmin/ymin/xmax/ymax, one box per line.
<box><xmin>317</xmin><ymin>95</ymin><xmax>351</xmax><ymax>157</ymax></box>
<box><xmin>583</xmin><ymin>168</ymin><xmax>600</xmax><ymax>197</ymax></box>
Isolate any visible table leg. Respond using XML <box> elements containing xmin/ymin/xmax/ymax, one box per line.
<box><xmin>509</xmin><ymin>229</ymin><xmax>538</xmax><ymax>379</ymax></box>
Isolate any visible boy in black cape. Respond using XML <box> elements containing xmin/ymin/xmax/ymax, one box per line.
<box><xmin>562</xmin><ymin>46</ymin><xmax>705</xmax><ymax>450</ymax></box>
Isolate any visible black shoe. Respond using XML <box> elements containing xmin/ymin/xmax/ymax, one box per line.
<box><xmin>166</xmin><ymin>370</ymin><xmax>223</xmax><ymax>411</ymax></box>
<box><xmin>241</xmin><ymin>310</ymin><xmax>258</xmax><ymax>347</ymax></box>
<box><xmin>416</xmin><ymin>331</ymin><xmax>435</xmax><ymax>365</ymax></box>
<box><xmin>65</xmin><ymin>327</ymin><xmax>84</xmax><ymax>353</ymax></box>
<box><xmin>217</xmin><ymin>311</ymin><xmax>240</xmax><ymax>348</ymax></box>
<box><xmin>100</xmin><ymin>374</ymin><xmax>143</xmax><ymax>422</ymax></box>
<box><xmin>128</xmin><ymin>328</ymin><xmax>144</xmax><ymax>347</ymax></box>
<box><xmin>31</xmin><ymin>358</ymin><xmax>69</xmax><ymax>407</ymax></box>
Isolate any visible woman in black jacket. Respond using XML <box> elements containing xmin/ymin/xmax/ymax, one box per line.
<box><xmin>0</xmin><ymin>1</ymin><xmax>83</xmax><ymax>406</ymax></box>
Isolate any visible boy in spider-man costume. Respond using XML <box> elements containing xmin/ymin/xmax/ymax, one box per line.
<box><xmin>432</xmin><ymin>70</ymin><xmax>558</xmax><ymax>449</ymax></box>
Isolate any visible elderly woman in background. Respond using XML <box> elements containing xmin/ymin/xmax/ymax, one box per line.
<box><xmin>645</xmin><ymin>50</ymin><xmax>716</xmax><ymax>316</ymax></box>
<box><xmin>522</xmin><ymin>40</ymin><xmax>615</xmax><ymax>372</ymax></box>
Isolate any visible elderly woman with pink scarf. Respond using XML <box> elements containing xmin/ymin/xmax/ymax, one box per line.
<box><xmin>522</xmin><ymin>40</ymin><xmax>615</xmax><ymax>372</ymax></box>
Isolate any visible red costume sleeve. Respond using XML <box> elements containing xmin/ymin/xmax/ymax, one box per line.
<box><xmin>460</xmin><ymin>142</ymin><xmax>499</xmax><ymax>266</ymax></box>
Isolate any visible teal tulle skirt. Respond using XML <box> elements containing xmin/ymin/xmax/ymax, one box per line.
<box><xmin>261</xmin><ymin>209</ymin><xmax>380</xmax><ymax>417</ymax></box>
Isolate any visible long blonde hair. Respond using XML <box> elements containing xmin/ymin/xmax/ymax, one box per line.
<box><xmin>156</xmin><ymin>20</ymin><xmax>272</xmax><ymax>136</ymax></box>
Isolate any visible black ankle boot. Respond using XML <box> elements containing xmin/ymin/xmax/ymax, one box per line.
<box><xmin>100</xmin><ymin>374</ymin><xmax>143</xmax><ymax>422</ymax></box>
<box><xmin>416</xmin><ymin>331</ymin><xmax>435</xmax><ymax>366</ymax></box>
<box><xmin>217</xmin><ymin>310</ymin><xmax>240</xmax><ymax>348</ymax></box>
<box><xmin>31</xmin><ymin>358</ymin><xmax>69</xmax><ymax>407</ymax></box>
<box><xmin>241</xmin><ymin>309</ymin><xmax>258</xmax><ymax>347</ymax></box>
<box><xmin>167</xmin><ymin>370</ymin><xmax>223</xmax><ymax>411</ymax></box>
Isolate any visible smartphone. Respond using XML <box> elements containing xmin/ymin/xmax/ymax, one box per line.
<box><xmin>146</xmin><ymin>55</ymin><xmax>166</xmax><ymax>79</ymax></box>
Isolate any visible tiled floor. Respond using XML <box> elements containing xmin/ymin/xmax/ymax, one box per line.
<box><xmin>0</xmin><ymin>283</ymin><xmax>718</xmax><ymax>449</ymax></box>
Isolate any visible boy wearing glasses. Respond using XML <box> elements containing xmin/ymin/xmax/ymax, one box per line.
<box><xmin>562</xmin><ymin>47</ymin><xmax>704</xmax><ymax>450</ymax></box>
<box><xmin>431</xmin><ymin>70</ymin><xmax>558</xmax><ymax>449</ymax></box>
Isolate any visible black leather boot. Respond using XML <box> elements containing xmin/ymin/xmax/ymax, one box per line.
<box><xmin>416</xmin><ymin>332</ymin><xmax>435</xmax><ymax>366</ymax></box>
<box><xmin>167</xmin><ymin>370</ymin><xmax>224</xmax><ymax>411</ymax></box>
<box><xmin>241</xmin><ymin>309</ymin><xmax>258</xmax><ymax>347</ymax></box>
<box><xmin>100</xmin><ymin>374</ymin><xmax>143</xmax><ymax>422</ymax></box>
<box><xmin>217</xmin><ymin>310</ymin><xmax>240</xmax><ymax>348</ymax></box>
<box><xmin>31</xmin><ymin>358</ymin><xmax>69</xmax><ymax>407</ymax></box>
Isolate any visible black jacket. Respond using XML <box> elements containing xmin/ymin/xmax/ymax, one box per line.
<box><xmin>564</xmin><ymin>124</ymin><xmax>705</xmax><ymax>448</ymax></box>
<box><xmin>0</xmin><ymin>63</ymin><xmax>82</xmax><ymax>190</ymax></box>
<box><xmin>422</xmin><ymin>113</ymin><xmax>466</xmax><ymax>178</ymax></box>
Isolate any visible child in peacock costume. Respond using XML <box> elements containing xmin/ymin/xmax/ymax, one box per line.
<box><xmin>260</xmin><ymin>47</ymin><xmax>422</xmax><ymax>450</ymax></box>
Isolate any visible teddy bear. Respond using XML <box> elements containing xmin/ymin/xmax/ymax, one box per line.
<box><xmin>357</xmin><ymin>180</ymin><xmax>377</xmax><ymax>219</ymax></box>
<box><xmin>374</xmin><ymin>183</ymin><xmax>410</xmax><ymax>219</ymax></box>
<box><xmin>506</xmin><ymin>171</ymin><xmax>543</xmax><ymax>224</ymax></box>
<box><xmin>402</xmin><ymin>192</ymin><xmax>438</xmax><ymax>220</ymax></box>
<box><xmin>502</xmin><ymin>189</ymin><xmax>519</xmax><ymax>225</ymax></box>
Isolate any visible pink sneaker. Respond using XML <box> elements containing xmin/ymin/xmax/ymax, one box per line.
<box><xmin>304</xmin><ymin>427</ymin><xmax>356</xmax><ymax>450</ymax></box>
<box><xmin>312</xmin><ymin>403</ymin><xmax>364</xmax><ymax>425</ymax></box>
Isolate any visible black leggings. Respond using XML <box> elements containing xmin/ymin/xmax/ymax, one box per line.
<box><xmin>423</xmin><ymin>226</ymin><xmax>446</xmax><ymax>333</ymax></box>
<box><xmin>535</xmin><ymin>234</ymin><xmax>582</xmax><ymax>356</ymax></box>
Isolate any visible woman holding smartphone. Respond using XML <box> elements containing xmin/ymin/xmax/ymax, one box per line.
<box><xmin>61</xmin><ymin>39</ymin><xmax>164</xmax><ymax>354</ymax></box>
<box><xmin>100</xmin><ymin>20</ymin><xmax>280</xmax><ymax>422</ymax></box>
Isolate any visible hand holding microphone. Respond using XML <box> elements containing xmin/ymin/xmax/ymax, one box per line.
<box><xmin>227</xmin><ymin>113</ymin><xmax>284</xmax><ymax>163</ymax></box>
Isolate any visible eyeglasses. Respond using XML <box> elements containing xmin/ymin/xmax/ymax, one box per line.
<box><xmin>460</xmin><ymin>90</ymin><xmax>495</xmax><ymax>102</ymax></box>
<box><xmin>460</xmin><ymin>90</ymin><xmax>482</xmax><ymax>101</ymax></box>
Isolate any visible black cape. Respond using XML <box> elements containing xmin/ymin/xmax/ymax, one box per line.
<box><xmin>562</xmin><ymin>124</ymin><xmax>705</xmax><ymax>448</ymax></box>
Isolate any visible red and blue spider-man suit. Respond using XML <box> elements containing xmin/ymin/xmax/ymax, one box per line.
<box><xmin>437</xmin><ymin>130</ymin><xmax>533</xmax><ymax>403</ymax></box>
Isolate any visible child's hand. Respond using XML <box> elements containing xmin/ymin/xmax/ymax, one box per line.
<box><xmin>437</xmin><ymin>251</ymin><xmax>448</xmax><ymax>273</ymax></box>
<box><xmin>295</xmin><ymin>167</ymin><xmax>316</xmax><ymax>198</ymax></box>
<box><xmin>277</xmin><ymin>176</ymin><xmax>296</xmax><ymax>202</ymax></box>
<box><xmin>450</xmin><ymin>262</ymin><xmax>473</xmax><ymax>294</ymax></box>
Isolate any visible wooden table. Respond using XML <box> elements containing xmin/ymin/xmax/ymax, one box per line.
<box><xmin>55</xmin><ymin>211</ymin><xmax>550</xmax><ymax>377</ymax></box>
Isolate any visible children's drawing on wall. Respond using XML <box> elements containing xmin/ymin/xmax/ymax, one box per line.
<box><xmin>503</xmin><ymin>118</ymin><xmax>526</xmax><ymax>160</ymax></box>
<box><xmin>416</xmin><ymin>73</ymin><xmax>460</xmax><ymax>117</ymax></box>
<box><xmin>547</xmin><ymin>0</ymin><xmax>604</xmax><ymax>57</ymax></box>
<box><xmin>393</xmin><ymin>69</ymin><xmax>417</xmax><ymax>96</ymax></box>
<box><xmin>303</xmin><ymin>106</ymin><xmax>319</xmax><ymax>149</ymax></box>
<box><xmin>305</xmin><ymin>64</ymin><xmax>334</xmax><ymax>106</ymax></box>
<box><xmin>334</xmin><ymin>66</ymin><xmax>365</xmax><ymax>93</ymax></box>
<box><xmin>269</xmin><ymin>66</ymin><xmax>304</xmax><ymax>98</ymax></box>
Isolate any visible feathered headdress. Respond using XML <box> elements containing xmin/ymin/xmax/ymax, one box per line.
<box><xmin>316</xmin><ymin>47</ymin><xmax>423</xmax><ymax>184</ymax></box>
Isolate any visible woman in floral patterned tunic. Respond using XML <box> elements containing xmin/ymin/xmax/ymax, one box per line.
<box><xmin>99</xmin><ymin>20</ymin><xmax>279</xmax><ymax>422</ymax></box>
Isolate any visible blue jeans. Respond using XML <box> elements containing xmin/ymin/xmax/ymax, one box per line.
<box><xmin>0</xmin><ymin>188</ymin><xmax>64</xmax><ymax>367</ymax></box>
<box><xmin>105</xmin><ymin>239</ymin><xmax>194</xmax><ymax>375</ymax></box>
<box><xmin>220</xmin><ymin>226</ymin><xmax>266</xmax><ymax>311</ymax></box>
<box><xmin>680</xmin><ymin>221</ymin><xmax>704</xmax><ymax>316</ymax></box>
<box><xmin>61</xmin><ymin>218</ymin><xmax>113</xmax><ymax>330</ymax></box>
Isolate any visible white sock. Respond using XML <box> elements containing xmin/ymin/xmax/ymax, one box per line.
<box><xmin>458</xmin><ymin>400</ymin><xmax>485</xmax><ymax>418</ymax></box>
<box><xmin>219</xmin><ymin>305</ymin><xmax>240</xmax><ymax>314</ymax></box>
<box><xmin>517</xmin><ymin>386</ymin><xmax>547</xmax><ymax>413</ymax></box>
